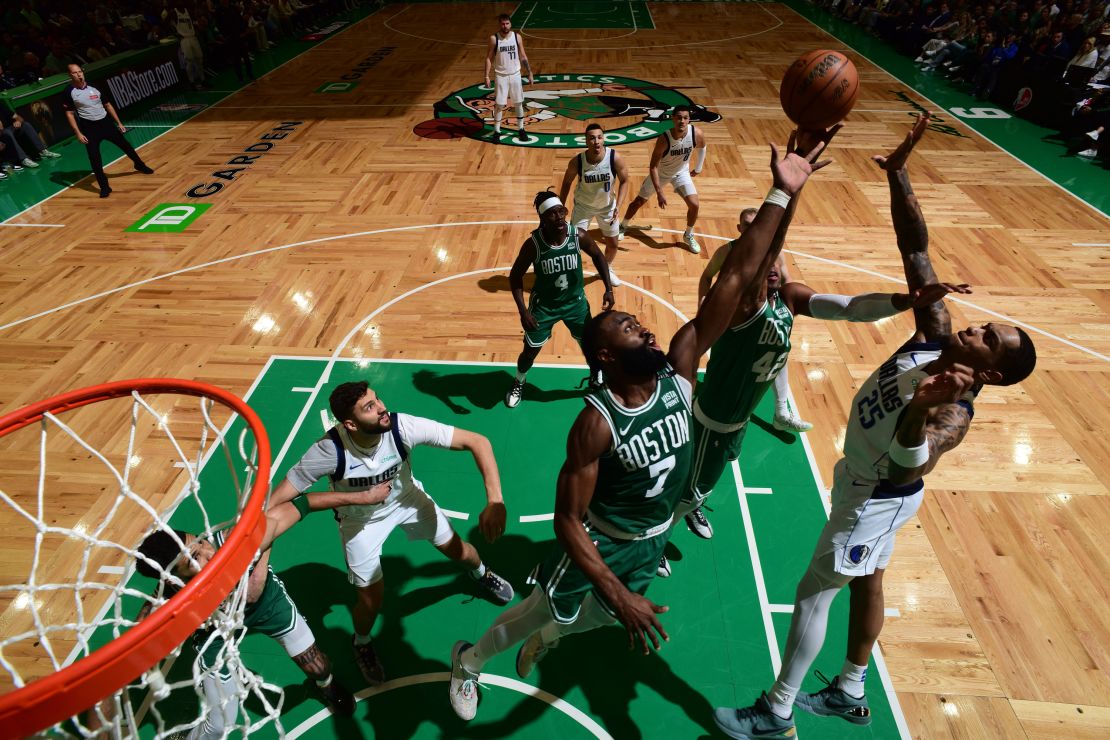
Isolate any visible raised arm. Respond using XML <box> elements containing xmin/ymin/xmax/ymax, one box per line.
<box><xmin>784</xmin><ymin>281</ymin><xmax>972</xmax><ymax>321</ymax></box>
<box><xmin>886</xmin><ymin>364</ymin><xmax>976</xmax><ymax>485</ymax></box>
<box><xmin>697</xmin><ymin>241</ymin><xmax>731</xmax><ymax>305</ymax></box>
<box><xmin>667</xmin><ymin>135</ymin><xmax>835</xmax><ymax>380</ymax></box>
<box><xmin>558</xmin><ymin>155</ymin><xmax>578</xmax><ymax>204</ymax></box>
<box><xmin>874</xmin><ymin>113</ymin><xmax>951</xmax><ymax>342</ymax></box>
<box><xmin>580</xmin><ymin>233</ymin><xmax>615</xmax><ymax>309</ymax></box>
<box><xmin>509</xmin><ymin>237</ymin><xmax>539</xmax><ymax>330</ymax></box>
<box><xmin>449</xmin><ymin>427</ymin><xmax>506</xmax><ymax>541</ymax></box>
<box><xmin>555</xmin><ymin>407</ymin><xmax>669</xmax><ymax>654</ymax></box>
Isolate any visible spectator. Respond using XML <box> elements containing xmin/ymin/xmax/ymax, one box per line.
<box><xmin>972</xmin><ymin>30</ymin><xmax>1020</xmax><ymax>98</ymax></box>
<box><xmin>0</xmin><ymin>62</ymin><xmax>32</xmax><ymax>91</ymax></box>
<box><xmin>215</xmin><ymin>0</ymin><xmax>255</xmax><ymax>83</ymax></box>
<box><xmin>0</xmin><ymin>108</ymin><xmax>62</xmax><ymax>168</ymax></box>
<box><xmin>1065</xmin><ymin>35</ymin><xmax>1101</xmax><ymax>79</ymax></box>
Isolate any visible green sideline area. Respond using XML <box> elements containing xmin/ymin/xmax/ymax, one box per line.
<box><xmin>512</xmin><ymin>1</ymin><xmax>656</xmax><ymax>29</ymax></box>
<box><xmin>109</xmin><ymin>358</ymin><xmax>903</xmax><ymax>738</ymax></box>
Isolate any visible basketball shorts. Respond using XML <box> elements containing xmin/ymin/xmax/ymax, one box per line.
<box><xmin>338</xmin><ymin>489</ymin><xmax>455</xmax><ymax>587</ymax></box>
<box><xmin>495</xmin><ymin>71</ymin><xmax>524</xmax><ymax>107</ymax></box>
<box><xmin>525</xmin><ymin>297</ymin><xmax>590</xmax><ymax>348</ymax></box>
<box><xmin>572</xmin><ymin>202</ymin><xmax>620</xmax><ymax>238</ymax></box>
<box><xmin>196</xmin><ymin>567</ymin><xmax>316</xmax><ymax>674</ymax></box>
<box><xmin>810</xmin><ymin>459</ymin><xmax>926</xmax><ymax>578</ymax></box>
<box><xmin>675</xmin><ymin>414</ymin><xmax>747</xmax><ymax>520</ymax></box>
<box><xmin>531</xmin><ymin>523</ymin><xmax>667</xmax><ymax>624</ymax></box>
<box><xmin>637</xmin><ymin>170</ymin><xmax>697</xmax><ymax>199</ymax></box>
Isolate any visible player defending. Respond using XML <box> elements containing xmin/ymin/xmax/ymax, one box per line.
<box><xmin>619</xmin><ymin>105</ymin><xmax>708</xmax><ymax>253</ymax></box>
<box><xmin>448</xmin><ymin>132</ymin><xmax>837</xmax><ymax>722</ymax></box>
<box><xmin>268</xmin><ymin>381</ymin><xmax>514</xmax><ymax>687</ymax></box>
<box><xmin>505</xmin><ymin>190</ymin><xmax>616</xmax><ymax>408</ymax></box>
<box><xmin>485</xmin><ymin>13</ymin><xmax>533</xmax><ymax>142</ymax></box>
<box><xmin>673</xmin><ymin>198</ymin><xmax>969</xmax><ymax>548</ymax></box>
<box><xmin>559</xmin><ymin>123</ymin><xmax>630</xmax><ymax>286</ymax></box>
<box><xmin>699</xmin><ymin>208</ymin><xmax>811</xmax><ymax>432</ymax></box>
<box><xmin>136</xmin><ymin>528</ymin><xmax>354</xmax><ymax>737</ymax></box>
<box><xmin>713</xmin><ymin>114</ymin><xmax>1037</xmax><ymax>739</ymax></box>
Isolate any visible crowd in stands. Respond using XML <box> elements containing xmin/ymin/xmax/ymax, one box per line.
<box><xmin>808</xmin><ymin>0</ymin><xmax>1110</xmax><ymax>163</ymax></box>
<box><xmin>0</xmin><ymin>0</ymin><xmax>366</xmax><ymax>92</ymax></box>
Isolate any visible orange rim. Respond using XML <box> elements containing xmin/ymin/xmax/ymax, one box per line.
<box><xmin>0</xmin><ymin>379</ymin><xmax>271</xmax><ymax>736</ymax></box>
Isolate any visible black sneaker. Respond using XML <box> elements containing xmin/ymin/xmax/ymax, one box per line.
<box><xmin>472</xmin><ymin>568</ymin><xmax>514</xmax><ymax>605</ymax></box>
<box><xmin>99</xmin><ymin>187</ymin><xmax>112</xmax><ymax>198</ymax></box>
<box><xmin>317</xmin><ymin>677</ymin><xmax>355</xmax><ymax>716</ymax></box>
<box><xmin>794</xmin><ymin>672</ymin><xmax>872</xmax><ymax>725</ymax></box>
<box><xmin>135</xmin><ymin>163</ymin><xmax>154</xmax><ymax>174</ymax></box>
<box><xmin>517</xmin><ymin>129</ymin><xmax>528</xmax><ymax>142</ymax></box>
<box><xmin>351</xmin><ymin>636</ymin><xmax>385</xmax><ymax>686</ymax></box>
<box><xmin>685</xmin><ymin>506</ymin><xmax>713</xmax><ymax>539</ymax></box>
<box><xmin>505</xmin><ymin>378</ymin><xmax>524</xmax><ymax>408</ymax></box>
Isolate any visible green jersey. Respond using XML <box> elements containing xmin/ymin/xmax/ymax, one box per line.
<box><xmin>584</xmin><ymin>366</ymin><xmax>694</xmax><ymax>533</ymax></box>
<box><xmin>695</xmin><ymin>291</ymin><xmax>794</xmax><ymax>428</ymax></box>
<box><xmin>529</xmin><ymin>223</ymin><xmax>585</xmax><ymax>314</ymax></box>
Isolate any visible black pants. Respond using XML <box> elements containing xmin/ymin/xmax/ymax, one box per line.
<box><xmin>83</xmin><ymin>117</ymin><xmax>145</xmax><ymax>191</ymax></box>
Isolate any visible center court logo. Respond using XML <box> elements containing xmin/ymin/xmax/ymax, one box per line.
<box><xmin>126</xmin><ymin>203</ymin><xmax>212</xmax><ymax>233</ymax></box>
<box><xmin>417</xmin><ymin>73</ymin><xmax>721</xmax><ymax>148</ymax></box>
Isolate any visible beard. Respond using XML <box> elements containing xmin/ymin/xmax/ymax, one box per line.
<box><xmin>618</xmin><ymin>344</ymin><xmax>668</xmax><ymax>377</ymax></box>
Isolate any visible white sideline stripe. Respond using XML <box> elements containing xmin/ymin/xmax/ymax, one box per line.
<box><xmin>291</xmin><ymin>387</ymin><xmax>315</xmax><ymax>392</ymax></box>
<box><xmin>1073</xmin><ymin>243</ymin><xmax>1110</xmax><ymax>246</ymax></box>
<box><xmin>442</xmin><ymin>509</ymin><xmax>469</xmax><ymax>521</ymax></box>
<box><xmin>172</xmin><ymin>461</ymin><xmax>195</xmax><ymax>470</ymax></box>
<box><xmin>0</xmin><ymin>222</ymin><xmax>65</xmax><ymax>228</ymax></box>
<box><xmin>781</xmin><ymin>4</ymin><xmax>1109</xmax><ymax>224</ymax></box>
<box><xmin>745</xmin><ymin>487</ymin><xmax>774</xmax><ymax>495</ymax></box>
<box><xmin>733</xmin><ymin>459</ymin><xmax>781</xmax><ymax>676</ymax></box>
<box><xmin>770</xmin><ymin>603</ymin><xmax>901</xmax><ymax>618</ymax></box>
<box><xmin>319</xmin><ymin>409</ymin><xmax>331</xmax><ymax>433</ymax></box>
<box><xmin>97</xmin><ymin>565</ymin><xmax>126</xmax><ymax>575</ymax></box>
<box><xmin>519</xmin><ymin>513</ymin><xmax>555</xmax><ymax>522</ymax></box>
<box><xmin>288</xmin><ymin>672</ymin><xmax>612</xmax><ymax>739</ymax></box>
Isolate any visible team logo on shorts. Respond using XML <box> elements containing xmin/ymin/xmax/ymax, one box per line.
<box><xmin>848</xmin><ymin>544</ymin><xmax>870</xmax><ymax>565</ymax></box>
<box><xmin>416</xmin><ymin>73</ymin><xmax>721</xmax><ymax>148</ymax></box>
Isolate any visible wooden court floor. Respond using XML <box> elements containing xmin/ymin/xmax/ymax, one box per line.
<box><xmin>0</xmin><ymin>2</ymin><xmax>1107</xmax><ymax>737</ymax></box>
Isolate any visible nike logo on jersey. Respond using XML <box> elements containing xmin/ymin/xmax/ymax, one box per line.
<box><xmin>618</xmin><ymin>422</ymin><xmax>634</xmax><ymax>436</ymax></box>
<box><xmin>350</xmin><ymin>462</ymin><xmax>367</xmax><ymax>471</ymax></box>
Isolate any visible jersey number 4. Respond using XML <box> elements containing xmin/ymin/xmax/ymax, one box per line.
<box><xmin>645</xmin><ymin>455</ymin><xmax>676</xmax><ymax>498</ymax></box>
<box><xmin>752</xmin><ymin>351</ymin><xmax>788</xmax><ymax>383</ymax></box>
<box><xmin>554</xmin><ymin>273</ymin><xmax>569</xmax><ymax>290</ymax></box>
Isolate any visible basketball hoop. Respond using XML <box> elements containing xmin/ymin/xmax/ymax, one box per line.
<box><xmin>0</xmin><ymin>379</ymin><xmax>274</xmax><ymax>737</ymax></box>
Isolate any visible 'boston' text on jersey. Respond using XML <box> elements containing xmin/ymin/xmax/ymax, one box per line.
<box><xmin>616</xmin><ymin>411</ymin><xmax>690</xmax><ymax>471</ymax></box>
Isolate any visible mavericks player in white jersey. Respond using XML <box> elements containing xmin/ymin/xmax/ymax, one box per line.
<box><xmin>715</xmin><ymin>114</ymin><xmax>1037</xmax><ymax>739</ymax></box>
<box><xmin>267</xmin><ymin>381</ymin><xmax>514</xmax><ymax>687</ymax></box>
<box><xmin>620</xmin><ymin>106</ymin><xmax>708</xmax><ymax>254</ymax></box>
<box><xmin>485</xmin><ymin>13</ymin><xmax>533</xmax><ymax>142</ymax></box>
<box><xmin>558</xmin><ymin>122</ymin><xmax>630</xmax><ymax>286</ymax></box>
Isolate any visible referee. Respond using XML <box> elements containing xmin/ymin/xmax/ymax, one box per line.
<box><xmin>62</xmin><ymin>63</ymin><xmax>154</xmax><ymax>198</ymax></box>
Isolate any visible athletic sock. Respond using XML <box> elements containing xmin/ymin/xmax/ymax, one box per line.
<box><xmin>768</xmin><ymin>679</ymin><xmax>797</xmax><ymax>719</ymax></box>
<box><xmin>515</xmin><ymin>370</ymin><xmax>526</xmax><ymax>383</ymax></box>
<box><xmin>315</xmin><ymin>673</ymin><xmax>333</xmax><ymax>688</ymax></box>
<box><xmin>353</xmin><ymin>631</ymin><xmax>373</xmax><ymax>646</ymax></box>
<box><xmin>773</xmin><ymin>366</ymin><xmax>791</xmax><ymax>415</ymax></box>
<box><xmin>469</xmin><ymin>562</ymin><xmax>487</xmax><ymax>579</ymax></box>
<box><xmin>838</xmin><ymin>660</ymin><xmax>868</xmax><ymax>698</ymax></box>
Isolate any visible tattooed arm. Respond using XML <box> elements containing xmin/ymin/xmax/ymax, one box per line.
<box><xmin>886</xmin><ymin>365</ymin><xmax>975</xmax><ymax>485</ymax></box>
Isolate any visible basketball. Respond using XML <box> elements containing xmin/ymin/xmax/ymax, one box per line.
<box><xmin>779</xmin><ymin>50</ymin><xmax>860</xmax><ymax>129</ymax></box>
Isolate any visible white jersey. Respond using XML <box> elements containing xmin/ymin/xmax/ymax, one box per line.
<box><xmin>492</xmin><ymin>31</ymin><xmax>521</xmax><ymax>76</ymax></box>
<box><xmin>657</xmin><ymin>125</ymin><xmax>696</xmax><ymax>178</ymax></box>
<box><xmin>843</xmin><ymin>340</ymin><xmax>977</xmax><ymax>485</ymax></box>
<box><xmin>574</xmin><ymin>149</ymin><xmax>617</xmax><ymax>211</ymax></box>
<box><xmin>285</xmin><ymin>413</ymin><xmax>454</xmax><ymax>519</ymax></box>
<box><xmin>171</xmin><ymin>8</ymin><xmax>197</xmax><ymax>38</ymax></box>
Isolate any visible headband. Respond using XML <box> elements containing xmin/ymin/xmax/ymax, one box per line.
<box><xmin>537</xmin><ymin>196</ymin><xmax>563</xmax><ymax>215</ymax></box>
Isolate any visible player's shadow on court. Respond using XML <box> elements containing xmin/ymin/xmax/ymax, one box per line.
<box><xmin>748</xmin><ymin>413</ymin><xmax>804</xmax><ymax>445</ymax></box>
<box><xmin>49</xmin><ymin>170</ymin><xmax>139</xmax><ymax>194</ymax></box>
<box><xmin>620</xmin><ymin>229</ymin><xmax>687</xmax><ymax>252</ymax></box>
<box><xmin>477</xmin><ymin>274</ymin><xmax>533</xmax><ymax>294</ymax></box>
<box><xmin>412</xmin><ymin>369</ymin><xmax>584</xmax><ymax>414</ymax></box>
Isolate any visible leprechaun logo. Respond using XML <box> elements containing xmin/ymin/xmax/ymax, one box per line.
<box><xmin>415</xmin><ymin>73</ymin><xmax>721</xmax><ymax>147</ymax></box>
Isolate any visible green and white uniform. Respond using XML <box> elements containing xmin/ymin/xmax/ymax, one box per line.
<box><xmin>524</xmin><ymin>222</ymin><xmax>591</xmax><ymax>348</ymax></box>
<box><xmin>534</xmin><ymin>365</ymin><xmax>694</xmax><ymax>622</ymax></box>
<box><xmin>680</xmin><ymin>292</ymin><xmax>794</xmax><ymax>513</ymax></box>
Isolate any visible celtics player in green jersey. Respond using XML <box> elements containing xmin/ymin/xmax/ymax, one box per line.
<box><xmin>669</xmin><ymin>194</ymin><xmax>969</xmax><ymax>565</ymax></box>
<box><xmin>449</xmin><ymin>131</ymin><xmax>839</xmax><ymax>722</ymax></box>
<box><xmin>504</xmin><ymin>190</ymin><xmax>616</xmax><ymax>408</ymax></box>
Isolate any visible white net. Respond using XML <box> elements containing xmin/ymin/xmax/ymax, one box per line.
<box><xmin>0</xmin><ymin>383</ymin><xmax>284</xmax><ymax>738</ymax></box>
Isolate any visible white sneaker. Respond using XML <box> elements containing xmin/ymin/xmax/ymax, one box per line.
<box><xmin>656</xmin><ymin>555</ymin><xmax>671</xmax><ymax>578</ymax></box>
<box><xmin>684</xmin><ymin>232</ymin><xmax>701</xmax><ymax>254</ymax></box>
<box><xmin>505</xmin><ymin>378</ymin><xmax>524</xmax><ymax>408</ymax></box>
<box><xmin>449</xmin><ymin>641</ymin><xmax>480</xmax><ymax>720</ymax></box>
<box><xmin>39</xmin><ymin>149</ymin><xmax>61</xmax><ymax>159</ymax></box>
<box><xmin>21</xmin><ymin>158</ymin><xmax>38</xmax><ymax>168</ymax></box>
<box><xmin>617</xmin><ymin>222</ymin><xmax>626</xmax><ymax>241</ymax></box>
<box><xmin>773</xmin><ymin>411</ymin><xmax>814</xmax><ymax>433</ymax></box>
<box><xmin>516</xmin><ymin>632</ymin><xmax>556</xmax><ymax>678</ymax></box>
<box><xmin>1078</xmin><ymin>148</ymin><xmax>1098</xmax><ymax>158</ymax></box>
<box><xmin>608</xmin><ymin>267</ymin><xmax>621</xmax><ymax>287</ymax></box>
<box><xmin>1086</xmin><ymin>130</ymin><xmax>1100</xmax><ymax>141</ymax></box>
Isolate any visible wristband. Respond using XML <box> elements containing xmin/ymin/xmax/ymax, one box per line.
<box><xmin>290</xmin><ymin>494</ymin><xmax>311</xmax><ymax>520</ymax></box>
<box><xmin>764</xmin><ymin>187</ymin><xmax>791</xmax><ymax>209</ymax></box>
<box><xmin>888</xmin><ymin>438</ymin><xmax>929</xmax><ymax>468</ymax></box>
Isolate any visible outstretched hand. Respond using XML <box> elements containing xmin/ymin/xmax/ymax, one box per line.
<box><xmin>909</xmin><ymin>363</ymin><xmax>975</xmax><ymax>409</ymax></box>
<box><xmin>478</xmin><ymin>500</ymin><xmax>507</xmax><ymax>542</ymax></box>
<box><xmin>611</xmin><ymin>590</ymin><xmax>670</xmax><ymax>655</ymax></box>
<box><xmin>874</xmin><ymin>112</ymin><xmax>930</xmax><ymax>171</ymax></box>
<box><xmin>907</xmin><ymin>282</ymin><xmax>972</xmax><ymax>308</ymax></box>
<box><xmin>770</xmin><ymin>129</ymin><xmax>837</xmax><ymax>196</ymax></box>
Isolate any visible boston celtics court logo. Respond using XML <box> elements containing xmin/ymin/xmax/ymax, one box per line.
<box><xmin>415</xmin><ymin>73</ymin><xmax>721</xmax><ymax>147</ymax></box>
